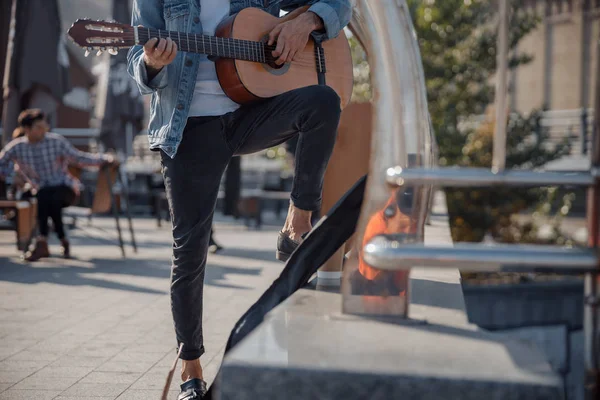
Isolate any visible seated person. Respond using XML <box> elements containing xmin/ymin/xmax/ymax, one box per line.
<box><xmin>0</xmin><ymin>109</ymin><xmax>117</xmax><ymax>261</ymax></box>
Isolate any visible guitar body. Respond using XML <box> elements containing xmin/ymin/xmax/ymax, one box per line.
<box><xmin>215</xmin><ymin>8</ymin><xmax>354</xmax><ymax>109</ymax></box>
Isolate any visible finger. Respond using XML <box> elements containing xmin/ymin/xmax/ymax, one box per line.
<box><xmin>276</xmin><ymin>47</ymin><xmax>291</xmax><ymax>65</ymax></box>
<box><xmin>273</xmin><ymin>36</ymin><xmax>285</xmax><ymax>58</ymax></box>
<box><xmin>167</xmin><ymin>41</ymin><xmax>178</xmax><ymax>63</ymax></box>
<box><xmin>163</xmin><ymin>38</ymin><xmax>173</xmax><ymax>60</ymax></box>
<box><xmin>144</xmin><ymin>38</ymin><xmax>158</xmax><ymax>53</ymax></box>
<box><xmin>268</xmin><ymin>25</ymin><xmax>282</xmax><ymax>46</ymax></box>
<box><xmin>288</xmin><ymin>48</ymin><xmax>299</xmax><ymax>63</ymax></box>
<box><xmin>155</xmin><ymin>39</ymin><xmax>167</xmax><ymax>56</ymax></box>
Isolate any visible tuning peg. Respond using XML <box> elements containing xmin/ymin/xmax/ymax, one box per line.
<box><xmin>96</xmin><ymin>49</ymin><xmax>104</xmax><ymax>56</ymax></box>
<box><xmin>108</xmin><ymin>48</ymin><xmax>118</xmax><ymax>55</ymax></box>
<box><xmin>84</xmin><ymin>47</ymin><xmax>93</xmax><ymax>57</ymax></box>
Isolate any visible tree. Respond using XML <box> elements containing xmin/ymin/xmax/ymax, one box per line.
<box><xmin>349</xmin><ymin>1</ymin><xmax>577</xmax><ymax>246</ymax></box>
<box><xmin>406</xmin><ymin>0</ymin><xmax>539</xmax><ymax>166</ymax></box>
<box><xmin>446</xmin><ymin>108</ymin><xmax>572</xmax><ymax>243</ymax></box>
<box><xmin>349</xmin><ymin>35</ymin><xmax>371</xmax><ymax>103</ymax></box>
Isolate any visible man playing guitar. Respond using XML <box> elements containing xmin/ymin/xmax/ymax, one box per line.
<box><xmin>127</xmin><ymin>1</ymin><xmax>351</xmax><ymax>398</ymax></box>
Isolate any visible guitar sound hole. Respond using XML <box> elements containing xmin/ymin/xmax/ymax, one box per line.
<box><xmin>266</xmin><ymin>59</ymin><xmax>285</xmax><ymax>69</ymax></box>
<box><xmin>261</xmin><ymin>44</ymin><xmax>291</xmax><ymax>76</ymax></box>
<box><xmin>266</xmin><ymin>49</ymin><xmax>285</xmax><ymax>70</ymax></box>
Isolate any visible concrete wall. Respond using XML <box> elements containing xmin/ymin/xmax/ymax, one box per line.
<box><xmin>514</xmin><ymin>4</ymin><xmax>599</xmax><ymax>113</ymax></box>
<box><xmin>515</xmin><ymin>21</ymin><xmax>546</xmax><ymax>111</ymax></box>
<box><xmin>589</xmin><ymin>17</ymin><xmax>600</xmax><ymax>108</ymax></box>
<box><xmin>550</xmin><ymin>17</ymin><xmax>582</xmax><ymax>110</ymax></box>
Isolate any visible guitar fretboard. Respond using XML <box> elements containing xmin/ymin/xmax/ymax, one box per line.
<box><xmin>136</xmin><ymin>27</ymin><xmax>268</xmax><ymax>63</ymax></box>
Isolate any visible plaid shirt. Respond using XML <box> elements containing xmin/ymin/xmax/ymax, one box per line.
<box><xmin>0</xmin><ymin>132</ymin><xmax>109</xmax><ymax>190</ymax></box>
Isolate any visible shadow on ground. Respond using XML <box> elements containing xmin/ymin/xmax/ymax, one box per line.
<box><xmin>216</xmin><ymin>247</ymin><xmax>280</xmax><ymax>263</ymax></box>
<box><xmin>0</xmin><ymin>255</ymin><xmax>263</xmax><ymax>294</ymax></box>
<box><xmin>410</xmin><ymin>278</ymin><xmax>467</xmax><ymax>311</ymax></box>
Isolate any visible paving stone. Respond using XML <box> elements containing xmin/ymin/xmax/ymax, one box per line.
<box><xmin>27</xmin><ymin>366</ymin><xmax>94</xmax><ymax>379</ymax></box>
<box><xmin>96</xmin><ymin>359</ymin><xmax>156</xmax><ymax>373</ymax></box>
<box><xmin>54</xmin><ymin>397</ymin><xmax>115</xmax><ymax>400</ymax></box>
<box><xmin>79</xmin><ymin>371</ymin><xmax>143</xmax><ymax>385</ymax></box>
<box><xmin>50</xmin><ymin>355</ymin><xmax>111</xmax><ymax>368</ymax></box>
<box><xmin>0</xmin><ymin>389</ymin><xmax>62</xmax><ymax>399</ymax></box>
<box><xmin>129</xmin><ymin>372</ymin><xmax>173</xmax><ymax>391</ymax></box>
<box><xmin>5</xmin><ymin>351</ymin><xmax>62</xmax><ymax>362</ymax></box>
<box><xmin>108</xmin><ymin>350</ymin><xmax>168</xmax><ymax>363</ymax></box>
<box><xmin>0</xmin><ymin>383</ymin><xmax>10</xmax><ymax>392</ymax></box>
<box><xmin>60</xmin><ymin>383</ymin><xmax>130</xmax><ymax>398</ymax></box>
<box><xmin>125</xmin><ymin>343</ymin><xmax>174</xmax><ymax>354</ymax></box>
<box><xmin>10</xmin><ymin>375</ymin><xmax>81</xmax><ymax>391</ymax></box>
<box><xmin>0</xmin><ymin>360</ymin><xmax>50</xmax><ymax>372</ymax></box>
<box><xmin>0</xmin><ymin>370</ymin><xmax>34</xmax><ymax>384</ymax></box>
<box><xmin>116</xmin><ymin>389</ymin><xmax>179</xmax><ymax>400</ymax></box>
<box><xmin>68</xmin><ymin>345</ymin><xmax>124</xmax><ymax>358</ymax></box>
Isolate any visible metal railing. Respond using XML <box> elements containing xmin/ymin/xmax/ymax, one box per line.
<box><xmin>348</xmin><ymin>0</ymin><xmax>599</xmax><ymax>398</ymax></box>
<box><xmin>541</xmin><ymin>108</ymin><xmax>595</xmax><ymax>156</ymax></box>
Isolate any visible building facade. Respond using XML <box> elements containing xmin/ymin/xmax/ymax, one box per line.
<box><xmin>514</xmin><ymin>0</ymin><xmax>600</xmax><ymax>113</ymax></box>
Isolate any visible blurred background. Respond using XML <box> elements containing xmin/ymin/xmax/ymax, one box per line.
<box><xmin>0</xmin><ymin>2</ymin><xmax>598</xmax><ymax>398</ymax></box>
<box><xmin>0</xmin><ymin>0</ymin><xmax>598</xmax><ymax>235</ymax></box>
<box><xmin>0</xmin><ymin>0</ymin><xmax>296</xmax><ymax>222</ymax></box>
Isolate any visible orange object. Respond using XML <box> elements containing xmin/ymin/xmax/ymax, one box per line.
<box><xmin>358</xmin><ymin>191</ymin><xmax>417</xmax><ymax>289</ymax></box>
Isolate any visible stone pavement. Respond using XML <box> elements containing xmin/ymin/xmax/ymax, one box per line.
<box><xmin>0</xmin><ymin>213</ymin><xmax>288</xmax><ymax>399</ymax></box>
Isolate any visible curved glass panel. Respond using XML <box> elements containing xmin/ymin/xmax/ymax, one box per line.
<box><xmin>343</xmin><ymin>0</ymin><xmax>436</xmax><ymax>317</ymax></box>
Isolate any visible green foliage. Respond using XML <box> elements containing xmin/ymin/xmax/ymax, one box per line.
<box><xmin>349</xmin><ymin>35</ymin><xmax>371</xmax><ymax>103</ymax></box>
<box><xmin>347</xmin><ymin>2</ymin><xmax>576</xmax><ymax>248</ymax></box>
<box><xmin>445</xmin><ymin>109</ymin><xmax>572</xmax><ymax>243</ymax></box>
<box><xmin>406</xmin><ymin>0</ymin><xmax>540</xmax><ymax>166</ymax></box>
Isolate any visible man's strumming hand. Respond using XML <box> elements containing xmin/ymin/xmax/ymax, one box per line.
<box><xmin>268</xmin><ymin>12</ymin><xmax>324</xmax><ymax>66</ymax></box>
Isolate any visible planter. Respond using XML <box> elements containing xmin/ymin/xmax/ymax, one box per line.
<box><xmin>461</xmin><ymin>279</ymin><xmax>584</xmax><ymax>331</ymax></box>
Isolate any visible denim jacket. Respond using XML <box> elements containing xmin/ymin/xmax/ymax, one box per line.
<box><xmin>127</xmin><ymin>0</ymin><xmax>352</xmax><ymax>158</ymax></box>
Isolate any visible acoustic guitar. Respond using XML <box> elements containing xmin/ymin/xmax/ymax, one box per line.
<box><xmin>67</xmin><ymin>7</ymin><xmax>354</xmax><ymax>109</ymax></box>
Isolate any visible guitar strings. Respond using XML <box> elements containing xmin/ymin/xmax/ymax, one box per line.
<box><xmin>118</xmin><ymin>34</ymin><xmax>326</xmax><ymax>67</ymax></box>
<box><xmin>138</xmin><ymin>28</ymin><xmax>325</xmax><ymax>55</ymax></box>
<box><xmin>124</xmin><ymin>35</ymin><xmax>326</xmax><ymax>65</ymax></box>
<box><xmin>119</xmin><ymin>29</ymin><xmax>327</xmax><ymax>63</ymax></box>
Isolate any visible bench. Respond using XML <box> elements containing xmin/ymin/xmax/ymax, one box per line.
<box><xmin>237</xmin><ymin>189</ymin><xmax>290</xmax><ymax>228</ymax></box>
<box><xmin>0</xmin><ymin>199</ymin><xmax>37</xmax><ymax>254</ymax></box>
<box><xmin>153</xmin><ymin>188</ymin><xmax>291</xmax><ymax>229</ymax></box>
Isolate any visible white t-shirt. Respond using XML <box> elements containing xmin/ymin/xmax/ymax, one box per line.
<box><xmin>188</xmin><ymin>0</ymin><xmax>240</xmax><ymax>117</ymax></box>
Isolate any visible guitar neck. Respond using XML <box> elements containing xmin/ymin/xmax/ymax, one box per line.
<box><xmin>135</xmin><ymin>26</ymin><xmax>268</xmax><ymax>63</ymax></box>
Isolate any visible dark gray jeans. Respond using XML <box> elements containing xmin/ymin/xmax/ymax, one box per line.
<box><xmin>160</xmin><ymin>85</ymin><xmax>341</xmax><ymax>360</ymax></box>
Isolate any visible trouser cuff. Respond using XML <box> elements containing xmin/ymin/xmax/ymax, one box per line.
<box><xmin>290</xmin><ymin>196</ymin><xmax>322</xmax><ymax>212</ymax></box>
<box><xmin>178</xmin><ymin>344</ymin><xmax>205</xmax><ymax>361</ymax></box>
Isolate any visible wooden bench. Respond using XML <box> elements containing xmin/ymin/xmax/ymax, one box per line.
<box><xmin>237</xmin><ymin>189</ymin><xmax>290</xmax><ymax>228</ymax></box>
<box><xmin>0</xmin><ymin>199</ymin><xmax>37</xmax><ymax>254</ymax></box>
<box><xmin>153</xmin><ymin>186</ymin><xmax>290</xmax><ymax>229</ymax></box>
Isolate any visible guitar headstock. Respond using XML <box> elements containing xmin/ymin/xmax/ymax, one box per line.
<box><xmin>68</xmin><ymin>19</ymin><xmax>135</xmax><ymax>57</ymax></box>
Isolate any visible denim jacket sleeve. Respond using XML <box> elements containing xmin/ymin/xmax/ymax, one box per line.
<box><xmin>127</xmin><ymin>0</ymin><xmax>169</xmax><ymax>95</ymax></box>
<box><xmin>281</xmin><ymin>0</ymin><xmax>353</xmax><ymax>42</ymax></box>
